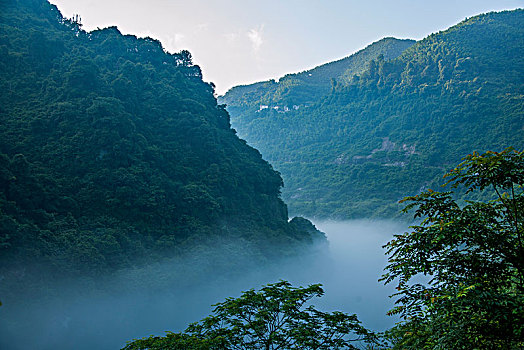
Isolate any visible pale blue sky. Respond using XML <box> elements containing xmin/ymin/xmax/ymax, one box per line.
<box><xmin>50</xmin><ymin>0</ymin><xmax>523</xmax><ymax>94</ymax></box>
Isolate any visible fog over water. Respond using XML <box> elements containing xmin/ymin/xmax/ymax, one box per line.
<box><xmin>309</xmin><ymin>220</ymin><xmax>408</xmax><ymax>329</ymax></box>
<box><xmin>0</xmin><ymin>219</ymin><xmax>408</xmax><ymax>350</ymax></box>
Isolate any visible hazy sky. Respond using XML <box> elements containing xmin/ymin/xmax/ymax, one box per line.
<box><xmin>49</xmin><ymin>0</ymin><xmax>523</xmax><ymax>94</ymax></box>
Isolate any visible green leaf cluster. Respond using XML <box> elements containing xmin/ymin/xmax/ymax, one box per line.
<box><xmin>381</xmin><ymin>148</ymin><xmax>524</xmax><ymax>349</ymax></box>
<box><xmin>123</xmin><ymin>281</ymin><xmax>377</xmax><ymax>350</ymax></box>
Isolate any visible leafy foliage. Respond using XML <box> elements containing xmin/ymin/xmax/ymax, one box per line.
<box><xmin>122</xmin><ymin>281</ymin><xmax>376</xmax><ymax>350</ymax></box>
<box><xmin>121</xmin><ymin>332</ymin><xmax>214</xmax><ymax>350</ymax></box>
<box><xmin>381</xmin><ymin>148</ymin><xmax>524</xmax><ymax>349</ymax></box>
<box><xmin>222</xmin><ymin>10</ymin><xmax>524</xmax><ymax>219</ymax></box>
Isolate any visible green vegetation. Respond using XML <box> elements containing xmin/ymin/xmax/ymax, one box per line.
<box><xmin>382</xmin><ymin>148</ymin><xmax>524</xmax><ymax>348</ymax></box>
<box><xmin>122</xmin><ymin>281</ymin><xmax>377</xmax><ymax>350</ymax></box>
<box><xmin>123</xmin><ymin>149</ymin><xmax>524</xmax><ymax>349</ymax></box>
<box><xmin>220</xmin><ymin>38</ymin><xmax>414</xmax><ymax>110</ymax></box>
<box><xmin>0</xmin><ymin>0</ymin><xmax>324</xmax><ymax>300</ymax></box>
<box><xmin>222</xmin><ymin>10</ymin><xmax>524</xmax><ymax>219</ymax></box>
<box><xmin>220</xmin><ymin>37</ymin><xmax>414</xmax><ymax>120</ymax></box>
<box><xmin>2</xmin><ymin>1</ymin><xmax>523</xmax><ymax>348</ymax></box>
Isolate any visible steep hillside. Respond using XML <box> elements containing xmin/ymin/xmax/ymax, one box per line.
<box><xmin>223</xmin><ymin>10</ymin><xmax>524</xmax><ymax>218</ymax></box>
<box><xmin>0</xmin><ymin>0</ymin><xmax>324</xmax><ymax>297</ymax></box>
<box><xmin>220</xmin><ymin>37</ymin><xmax>415</xmax><ymax>127</ymax></box>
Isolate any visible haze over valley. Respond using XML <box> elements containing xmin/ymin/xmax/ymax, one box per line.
<box><xmin>0</xmin><ymin>1</ymin><xmax>523</xmax><ymax>349</ymax></box>
<box><xmin>1</xmin><ymin>220</ymin><xmax>407</xmax><ymax>350</ymax></box>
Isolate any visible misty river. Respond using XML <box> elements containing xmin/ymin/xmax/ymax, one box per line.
<box><xmin>1</xmin><ymin>220</ymin><xmax>408</xmax><ymax>350</ymax></box>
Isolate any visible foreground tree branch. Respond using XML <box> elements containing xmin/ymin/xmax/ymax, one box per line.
<box><xmin>382</xmin><ymin>148</ymin><xmax>524</xmax><ymax>349</ymax></box>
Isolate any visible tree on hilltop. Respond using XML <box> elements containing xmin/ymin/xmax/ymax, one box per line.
<box><xmin>122</xmin><ymin>281</ymin><xmax>376</xmax><ymax>350</ymax></box>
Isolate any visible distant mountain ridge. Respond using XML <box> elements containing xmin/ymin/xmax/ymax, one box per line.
<box><xmin>221</xmin><ymin>9</ymin><xmax>524</xmax><ymax>219</ymax></box>
<box><xmin>219</xmin><ymin>37</ymin><xmax>415</xmax><ymax>118</ymax></box>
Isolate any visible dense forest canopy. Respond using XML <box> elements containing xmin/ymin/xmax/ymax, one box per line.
<box><xmin>0</xmin><ymin>0</ymin><xmax>324</xmax><ymax>303</ymax></box>
<box><xmin>222</xmin><ymin>9</ymin><xmax>524</xmax><ymax>219</ymax></box>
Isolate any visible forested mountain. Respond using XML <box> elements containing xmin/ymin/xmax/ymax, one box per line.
<box><xmin>222</xmin><ymin>10</ymin><xmax>524</xmax><ymax>218</ymax></box>
<box><xmin>220</xmin><ymin>37</ymin><xmax>415</xmax><ymax>115</ymax></box>
<box><xmin>0</xmin><ymin>0</ymin><xmax>324</xmax><ymax>299</ymax></box>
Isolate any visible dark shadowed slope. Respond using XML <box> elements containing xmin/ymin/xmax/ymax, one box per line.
<box><xmin>0</xmin><ymin>0</ymin><xmax>324</xmax><ymax>302</ymax></box>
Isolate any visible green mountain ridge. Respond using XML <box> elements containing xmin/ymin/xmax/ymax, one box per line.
<box><xmin>222</xmin><ymin>9</ymin><xmax>524</xmax><ymax>219</ymax></box>
<box><xmin>0</xmin><ymin>0</ymin><xmax>324</xmax><ymax>298</ymax></box>
<box><xmin>220</xmin><ymin>37</ymin><xmax>415</xmax><ymax>118</ymax></box>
